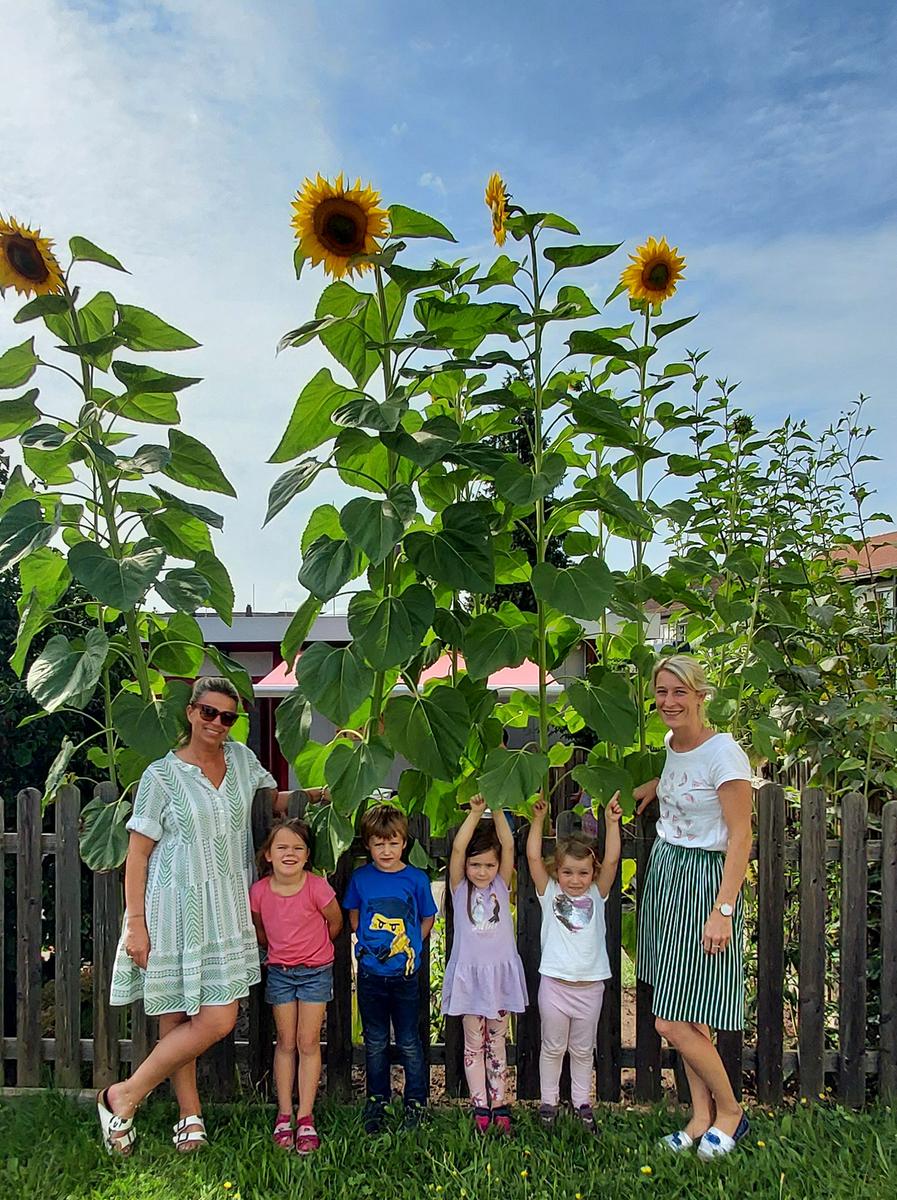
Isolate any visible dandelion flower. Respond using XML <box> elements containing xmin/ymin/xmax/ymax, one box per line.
<box><xmin>640</xmin><ymin>1165</ymin><xmax>652</xmax><ymax>1175</ymax></box>
<box><xmin>291</xmin><ymin>172</ymin><xmax>389</xmax><ymax>279</ymax></box>
<box><xmin>484</xmin><ymin>172</ymin><xmax>510</xmax><ymax>247</ymax></box>
<box><xmin>222</xmin><ymin>1185</ymin><xmax>233</xmax><ymax>1192</ymax></box>
<box><xmin>0</xmin><ymin>216</ymin><xmax>64</xmax><ymax>298</ymax></box>
<box><xmin>757</xmin><ymin>1140</ymin><xmax>766</xmax><ymax>1147</ymax></box>
<box><xmin>520</xmin><ymin>1169</ymin><xmax>528</xmax><ymax>1178</ymax></box>
<box><xmin>619</xmin><ymin>236</ymin><xmax>685</xmax><ymax>305</ymax></box>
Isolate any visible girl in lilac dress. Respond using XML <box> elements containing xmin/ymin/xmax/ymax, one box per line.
<box><xmin>442</xmin><ymin>795</ymin><xmax>528</xmax><ymax>1134</ymax></box>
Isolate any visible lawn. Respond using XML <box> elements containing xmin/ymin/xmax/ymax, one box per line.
<box><xmin>0</xmin><ymin>1092</ymin><xmax>894</xmax><ymax>1200</ymax></box>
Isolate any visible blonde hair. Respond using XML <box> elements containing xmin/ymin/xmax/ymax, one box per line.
<box><xmin>652</xmin><ymin>654</ymin><xmax>714</xmax><ymax>698</ymax></box>
<box><xmin>360</xmin><ymin>803</ymin><xmax>408</xmax><ymax>846</ymax></box>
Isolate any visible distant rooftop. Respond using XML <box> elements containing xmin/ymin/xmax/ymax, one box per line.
<box><xmin>832</xmin><ymin>530</ymin><xmax>897</xmax><ymax>579</ymax></box>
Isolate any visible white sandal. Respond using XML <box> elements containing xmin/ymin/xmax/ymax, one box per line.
<box><xmin>697</xmin><ymin>1113</ymin><xmax>750</xmax><ymax>1160</ymax></box>
<box><xmin>97</xmin><ymin>1088</ymin><xmax>136</xmax><ymax>1156</ymax></box>
<box><xmin>172</xmin><ymin>1113</ymin><xmax>208</xmax><ymax>1152</ymax></box>
<box><xmin>659</xmin><ymin>1129</ymin><xmax>696</xmax><ymax>1153</ymax></box>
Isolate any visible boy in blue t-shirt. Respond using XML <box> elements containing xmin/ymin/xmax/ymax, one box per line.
<box><xmin>344</xmin><ymin>804</ymin><xmax>437</xmax><ymax>1133</ymax></box>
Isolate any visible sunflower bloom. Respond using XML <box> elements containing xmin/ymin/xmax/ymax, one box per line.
<box><xmin>0</xmin><ymin>216</ymin><xmax>64</xmax><ymax>298</ymax></box>
<box><xmin>620</xmin><ymin>235</ymin><xmax>686</xmax><ymax>304</ymax></box>
<box><xmin>291</xmin><ymin>172</ymin><xmax>389</xmax><ymax>279</ymax></box>
<box><xmin>484</xmin><ymin>171</ymin><xmax>509</xmax><ymax>246</ymax></box>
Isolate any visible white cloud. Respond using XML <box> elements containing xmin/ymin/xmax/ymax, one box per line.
<box><xmin>391</xmin><ymin>121</ymin><xmax>408</xmax><ymax>137</ymax></box>
<box><xmin>418</xmin><ymin>171</ymin><xmax>447</xmax><ymax>195</ymax></box>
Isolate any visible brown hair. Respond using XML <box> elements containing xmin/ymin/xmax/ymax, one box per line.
<box><xmin>552</xmin><ymin>834</ymin><xmax>599</xmax><ymax>880</ymax></box>
<box><xmin>256</xmin><ymin>818</ymin><xmax>313</xmax><ymax>877</ymax></box>
<box><xmin>463</xmin><ymin>822</ymin><xmax>502</xmax><ymax>925</ymax></box>
<box><xmin>360</xmin><ymin>803</ymin><xmax>408</xmax><ymax>847</ymax></box>
<box><xmin>176</xmin><ymin>676</ymin><xmax>241</xmax><ymax>747</ymax></box>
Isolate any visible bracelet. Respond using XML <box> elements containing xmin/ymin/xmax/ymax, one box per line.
<box><xmin>127</xmin><ymin>912</ymin><xmax>146</xmax><ymax>920</ymax></box>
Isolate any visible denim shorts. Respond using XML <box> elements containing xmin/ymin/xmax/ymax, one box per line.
<box><xmin>265</xmin><ymin>963</ymin><xmax>333</xmax><ymax>1005</ymax></box>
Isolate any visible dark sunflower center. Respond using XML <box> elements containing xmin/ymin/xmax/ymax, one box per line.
<box><xmin>645</xmin><ymin>261</ymin><xmax>670</xmax><ymax>289</ymax></box>
<box><xmin>6</xmin><ymin>234</ymin><xmax>49</xmax><ymax>282</ymax></box>
<box><xmin>314</xmin><ymin>198</ymin><xmax>367</xmax><ymax>256</ymax></box>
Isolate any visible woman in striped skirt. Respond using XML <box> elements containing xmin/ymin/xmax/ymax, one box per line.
<box><xmin>635</xmin><ymin>655</ymin><xmax>753</xmax><ymax>1160</ymax></box>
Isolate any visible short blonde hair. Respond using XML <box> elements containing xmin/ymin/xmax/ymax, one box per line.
<box><xmin>360</xmin><ymin>803</ymin><xmax>408</xmax><ymax>846</ymax></box>
<box><xmin>652</xmin><ymin>654</ymin><xmax>714</xmax><ymax>697</ymax></box>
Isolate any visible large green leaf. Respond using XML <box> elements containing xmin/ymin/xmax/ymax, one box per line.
<box><xmin>13</xmin><ymin>294</ymin><xmax>70</xmax><ymax>323</ymax></box>
<box><xmin>325</xmin><ymin>737</ymin><xmax>394</xmax><ymax>815</ymax></box>
<box><xmin>114</xmin><ymin>443</ymin><xmax>172</xmax><ymax>475</ymax></box>
<box><xmin>12</xmin><ymin>591</ymin><xmax>52</xmax><ymax>677</ymax></box>
<box><xmin>145</xmin><ymin>508</ymin><xmax>213</xmax><ymax>559</ymax></box>
<box><xmin>193</xmin><ymin>551</ymin><xmax>235</xmax><ymax>623</ymax></box>
<box><xmin>277</xmin><ymin>299</ymin><xmax>367</xmax><ymax>351</ymax></box>
<box><xmin>264</xmin><ymin>459</ymin><xmax>326</xmax><ymax>525</ymax></box>
<box><xmin>67</xmin><ymin>538</ymin><xmax>165</xmax><ymax>608</ymax></box>
<box><xmin>477</xmin><ymin>747</ymin><xmax>548</xmax><ymax>810</ymax></box>
<box><xmin>348</xmin><ymin>585</ymin><xmax>435</xmax><ymax>670</ymax></box>
<box><xmin>297</xmin><ymin>642</ymin><xmax>373</xmax><ymax>726</ymax></box>
<box><xmin>0</xmin><ymin>388</ymin><xmax>39</xmax><ymax>437</ymax></box>
<box><xmin>282</xmin><ymin>594</ymin><xmax>323</xmax><ymax>663</ymax></box>
<box><xmin>0</xmin><ymin>339</ymin><xmax>38</xmax><ymax>389</ymax></box>
<box><xmin>566</xmin><ymin>667</ymin><xmax>638</xmax><ymax>747</ymax></box>
<box><xmin>0</xmin><ymin>500</ymin><xmax>54</xmax><ymax>571</ymax></box>
<box><xmin>383</xmin><ymin>685</ymin><xmax>468</xmax><ymax>781</ymax></box>
<box><xmin>42</xmin><ymin>737</ymin><xmax>77</xmax><ymax>807</ymax></box>
<box><xmin>306</xmin><ymin>800</ymin><xmax>356</xmax><ymax>875</ymax></box>
<box><xmin>117</xmin><ymin>304</ymin><xmax>200</xmax><ymax>351</ymax></box>
<box><xmin>269</xmin><ymin>368</ymin><xmax>363</xmax><ymax>462</ymax></box>
<box><xmin>531</xmin><ymin>557</ymin><xmax>614</xmax><ymax>620</ymax></box>
<box><xmin>315</xmin><ymin>283</ymin><xmax>377</xmax><ymax>388</ymax></box>
<box><xmin>543</xmin><ymin>243</ymin><xmax>622</xmax><ymax>269</ymax></box>
<box><xmin>387</xmin><ymin>205</ymin><xmax>456</xmax><ymax>242</ymax></box>
<box><xmin>69</xmin><ymin>236</ymin><xmax>127</xmax><ymax>271</ymax></box>
<box><xmin>385</xmin><ymin>263</ymin><xmax>459</xmax><ymax>293</ymax></box>
<box><xmin>111</xmin><ymin>390</ymin><xmax>180</xmax><ymax>424</ymax></box>
<box><xmin>156</xmin><ymin>567</ymin><xmax>211</xmax><ymax>611</ymax></box>
<box><xmin>147</xmin><ymin>611</ymin><xmax>205</xmax><ymax>675</ymax></box>
<box><xmin>26</xmin><ymin>627</ymin><xmax>108</xmax><ymax>712</ymax></box>
<box><xmin>332</xmin><ymin>393</ymin><xmax>405</xmax><ymax>433</ymax></box>
<box><xmin>405</xmin><ymin>506</ymin><xmax>494</xmax><ymax>593</ymax></box>
<box><xmin>150</xmin><ymin>486</ymin><xmax>224</xmax><ymax>530</ymax></box>
<box><xmin>568</xmin><ymin>329</ymin><xmax>637</xmax><ymax>362</ymax></box>
<box><xmin>112</xmin><ymin>689</ymin><xmax>188</xmax><ymax>759</ymax></box>
<box><xmin>380</xmin><ymin>415</ymin><xmax>461</xmax><ymax>468</ymax></box>
<box><xmin>571</xmin><ymin>391</ymin><xmax>638</xmax><ymax>445</ymax></box>
<box><xmin>301</xmin><ymin>503</ymin><xmax>343</xmax><ymax>553</ymax></box>
<box><xmin>112</xmin><ymin>360</ymin><xmax>200</xmax><ymax>394</ymax></box>
<box><xmin>460</xmin><ymin>607</ymin><xmax>533</xmax><ymax>679</ymax></box>
<box><xmin>493</xmin><ymin>452</ymin><xmax>566</xmax><ymax>507</ymax></box>
<box><xmin>413</xmin><ymin>297</ymin><xmax>518</xmax><ymax>355</ymax></box>
<box><xmin>340</xmin><ymin>495</ymin><xmax>405</xmax><ymax>565</ymax></box>
<box><xmin>164</xmin><ymin>430</ymin><xmax>236</xmax><ymax>497</ymax></box>
<box><xmin>297</xmin><ymin>535</ymin><xmax>359</xmax><ymax>602</ymax></box>
<box><xmin>80</xmin><ymin>793</ymin><xmax>132</xmax><ymax>871</ymax></box>
<box><xmin>275</xmin><ymin>688</ymin><xmax>313</xmax><ymax>761</ymax></box>
<box><xmin>573</xmin><ymin>759</ymin><xmax>635</xmax><ymax>813</ymax></box>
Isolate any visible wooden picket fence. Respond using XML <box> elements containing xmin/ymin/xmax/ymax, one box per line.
<box><xmin>2</xmin><ymin>782</ymin><xmax>896</xmax><ymax>1106</ymax></box>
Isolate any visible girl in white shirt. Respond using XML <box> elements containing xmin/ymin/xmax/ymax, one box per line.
<box><xmin>526</xmin><ymin>792</ymin><xmax>622</xmax><ymax>1132</ymax></box>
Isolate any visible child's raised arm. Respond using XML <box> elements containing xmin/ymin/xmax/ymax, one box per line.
<box><xmin>492</xmin><ymin>806</ymin><xmax>515</xmax><ymax>886</ymax></box>
<box><xmin>596</xmin><ymin>792</ymin><xmax>623</xmax><ymax>899</ymax></box>
<box><xmin>449</xmin><ymin>794</ymin><xmax>487</xmax><ymax>889</ymax></box>
<box><xmin>525</xmin><ymin>796</ymin><xmax>551</xmax><ymax>896</ymax></box>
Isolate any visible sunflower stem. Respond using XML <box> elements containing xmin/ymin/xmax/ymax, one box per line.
<box><xmin>633</xmin><ymin>304</ymin><xmax>652</xmax><ymax>754</ymax></box>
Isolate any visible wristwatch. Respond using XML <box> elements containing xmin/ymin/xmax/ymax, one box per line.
<box><xmin>715</xmin><ymin>902</ymin><xmax>734</xmax><ymax>918</ymax></box>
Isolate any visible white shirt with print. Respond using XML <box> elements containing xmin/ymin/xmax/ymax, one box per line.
<box><xmin>656</xmin><ymin>731</ymin><xmax>752</xmax><ymax>852</ymax></box>
<box><xmin>538</xmin><ymin>878</ymin><xmax>610</xmax><ymax>982</ymax></box>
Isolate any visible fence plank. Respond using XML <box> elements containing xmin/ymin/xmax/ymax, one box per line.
<box><xmin>756</xmin><ymin>782</ymin><xmax>785</xmax><ymax>1104</ymax></box>
<box><xmin>325</xmin><ymin>850</ymin><xmax>354</xmax><ymax>1099</ymax></box>
<box><xmin>717</xmin><ymin>1031</ymin><xmax>743</xmax><ymax>1101</ymax></box>
<box><xmin>0</xmin><ymin>794</ymin><xmax>5</xmax><ymax>1078</ymax></box>
<box><xmin>596</xmin><ymin>816</ymin><xmax>621</xmax><ymax>1101</ymax></box>
<box><xmin>54</xmin><ymin>785</ymin><xmax>82</xmax><ymax>1088</ymax></box>
<box><xmin>839</xmin><ymin>792</ymin><xmax>867</xmax><ymax>1107</ymax></box>
<box><xmin>515</xmin><ymin>825</ymin><xmax>541</xmax><ymax>1101</ymax></box>
<box><xmin>409</xmin><ymin>817</ymin><xmax>432</xmax><ymax>1077</ymax></box>
<box><xmin>16</xmin><ymin>788</ymin><xmax>42</xmax><ymax>1087</ymax></box>
<box><xmin>880</xmin><ymin>800</ymin><xmax>897</xmax><ymax>1099</ymax></box>
<box><xmin>634</xmin><ymin>805</ymin><xmax>661</xmax><ymax>1101</ymax></box>
<box><xmin>248</xmin><ymin>975</ymin><xmax>273</xmax><ymax>1098</ymax></box>
<box><xmin>442</xmin><ymin>828</ymin><xmax>465</xmax><ymax>1098</ymax></box>
<box><xmin>799</xmin><ymin>787</ymin><xmax>827</xmax><ymax>1100</ymax></box>
<box><xmin>91</xmin><ymin>783</ymin><xmax>122</xmax><ymax>1090</ymax></box>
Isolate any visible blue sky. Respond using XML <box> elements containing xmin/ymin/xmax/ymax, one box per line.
<box><xmin>3</xmin><ymin>0</ymin><xmax>896</xmax><ymax>609</ymax></box>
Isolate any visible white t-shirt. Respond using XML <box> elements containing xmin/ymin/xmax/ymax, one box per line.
<box><xmin>538</xmin><ymin>878</ymin><xmax>610</xmax><ymax>982</ymax></box>
<box><xmin>656</xmin><ymin>731</ymin><xmax>752</xmax><ymax>852</ymax></box>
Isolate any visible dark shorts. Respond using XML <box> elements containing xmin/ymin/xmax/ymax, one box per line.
<box><xmin>265</xmin><ymin>963</ymin><xmax>333</xmax><ymax>1006</ymax></box>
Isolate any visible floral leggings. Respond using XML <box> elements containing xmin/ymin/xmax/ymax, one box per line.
<box><xmin>462</xmin><ymin>1013</ymin><xmax>509</xmax><ymax>1108</ymax></box>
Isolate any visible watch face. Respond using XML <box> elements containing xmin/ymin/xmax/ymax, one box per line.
<box><xmin>719</xmin><ymin>903</ymin><xmax>734</xmax><ymax>917</ymax></box>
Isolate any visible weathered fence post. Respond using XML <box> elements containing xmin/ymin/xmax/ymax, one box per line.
<box><xmin>756</xmin><ymin>782</ymin><xmax>785</xmax><ymax>1104</ymax></box>
<box><xmin>442</xmin><ymin>826</ymin><xmax>465</xmax><ymax>1098</ymax></box>
<box><xmin>515</xmin><ymin>824</ymin><xmax>541</xmax><ymax>1100</ymax></box>
<box><xmin>839</xmin><ymin>792</ymin><xmax>867</xmax><ymax>1107</ymax></box>
<box><xmin>92</xmin><ymin>783</ymin><xmax>122</xmax><ymax>1090</ymax></box>
<box><xmin>54</xmin><ymin>785</ymin><xmax>82</xmax><ymax>1088</ymax></box>
<box><xmin>16</xmin><ymin>788</ymin><xmax>42</xmax><ymax>1088</ymax></box>
<box><xmin>634</xmin><ymin>803</ymin><xmax>661</xmax><ymax>1101</ymax></box>
<box><xmin>409</xmin><ymin>816</ymin><xmax>432</xmax><ymax>1082</ymax></box>
<box><xmin>595</xmin><ymin>815</ymin><xmax>622</xmax><ymax>1101</ymax></box>
<box><xmin>799</xmin><ymin>787</ymin><xmax>827</xmax><ymax>1101</ymax></box>
<box><xmin>1</xmin><ymin>797</ymin><xmax>6</xmax><ymax>1080</ymax></box>
<box><xmin>880</xmin><ymin>799</ymin><xmax>897</xmax><ymax>1099</ymax></box>
<box><xmin>326</xmin><ymin>849</ymin><xmax>355</xmax><ymax>1099</ymax></box>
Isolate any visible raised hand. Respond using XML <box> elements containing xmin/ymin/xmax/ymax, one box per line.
<box><xmin>469</xmin><ymin>793</ymin><xmax>487</xmax><ymax>814</ymax></box>
<box><xmin>605</xmin><ymin>792</ymin><xmax>623</xmax><ymax>823</ymax></box>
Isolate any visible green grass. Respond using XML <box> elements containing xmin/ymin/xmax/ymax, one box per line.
<box><xmin>1</xmin><ymin>1092</ymin><xmax>894</xmax><ymax>1200</ymax></box>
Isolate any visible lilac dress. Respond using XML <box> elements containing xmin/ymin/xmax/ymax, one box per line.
<box><xmin>441</xmin><ymin>874</ymin><xmax>528</xmax><ymax>1018</ymax></box>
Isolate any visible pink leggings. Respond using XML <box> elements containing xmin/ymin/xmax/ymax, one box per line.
<box><xmin>462</xmin><ymin>1014</ymin><xmax>509</xmax><ymax>1108</ymax></box>
<box><xmin>538</xmin><ymin>976</ymin><xmax>605</xmax><ymax>1108</ymax></box>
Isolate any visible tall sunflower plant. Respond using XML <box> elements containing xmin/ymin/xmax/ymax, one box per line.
<box><xmin>0</xmin><ymin>217</ymin><xmax>246</xmax><ymax>869</ymax></box>
<box><xmin>272</xmin><ymin>173</ymin><xmax>699</xmax><ymax>866</ymax></box>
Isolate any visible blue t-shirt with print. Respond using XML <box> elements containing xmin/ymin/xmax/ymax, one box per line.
<box><xmin>343</xmin><ymin>863</ymin><xmax>437</xmax><ymax>977</ymax></box>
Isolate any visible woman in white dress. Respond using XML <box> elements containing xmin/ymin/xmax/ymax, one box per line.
<box><xmin>98</xmin><ymin>677</ymin><xmax>286</xmax><ymax>1155</ymax></box>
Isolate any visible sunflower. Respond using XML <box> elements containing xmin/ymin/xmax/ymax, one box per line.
<box><xmin>0</xmin><ymin>216</ymin><xmax>64</xmax><ymax>298</ymax></box>
<box><xmin>620</xmin><ymin>236</ymin><xmax>686</xmax><ymax>304</ymax></box>
<box><xmin>484</xmin><ymin>172</ymin><xmax>509</xmax><ymax>247</ymax></box>
<box><xmin>290</xmin><ymin>173</ymin><xmax>389</xmax><ymax>279</ymax></box>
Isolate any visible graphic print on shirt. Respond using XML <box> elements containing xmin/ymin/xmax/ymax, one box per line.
<box><xmin>659</xmin><ymin>767</ymin><xmax>703</xmax><ymax>841</ymax></box>
<box><xmin>366</xmin><ymin>896</ymin><xmax>416</xmax><ymax>975</ymax></box>
<box><xmin>470</xmin><ymin>888</ymin><xmax>501</xmax><ymax>931</ymax></box>
<box><xmin>553</xmin><ymin>891</ymin><xmax>594</xmax><ymax>932</ymax></box>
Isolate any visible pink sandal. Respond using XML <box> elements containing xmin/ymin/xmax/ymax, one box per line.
<box><xmin>295</xmin><ymin>1117</ymin><xmax>320</xmax><ymax>1154</ymax></box>
<box><xmin>272</xmin><ymin>1113</ymin><xmax>293</xmax><ymax>1149</ymax></box>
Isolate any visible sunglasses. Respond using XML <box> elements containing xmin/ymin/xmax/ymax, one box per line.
<box><xmin>194</xmin><ymin>703</ymin><xmax>239</xmax><ymax>728</ymax></box>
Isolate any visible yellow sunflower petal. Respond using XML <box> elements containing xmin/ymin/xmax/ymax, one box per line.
<box><xmin>484</xmin><ymin>171</ymin><xmax>509</xmax><ymax>247</ymax></box>
<box><xmin>290</xmin><ymin>172</ymin><xmax>388</xmax><ymax>279</ymax></box>
<box><xmin>619</xmin><ymin>235</ymin><xmax>686</xmax><ymax>304</ymax></box>
<box><xmin>0</xmin><ymin>215</ymin><xmax>64</xmax><ymax>298</ymax></box>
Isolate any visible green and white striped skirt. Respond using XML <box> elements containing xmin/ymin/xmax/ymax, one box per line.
<box><xmin>637</xmin><ymin>838</ymin><xmax>745</xmax><ymax>1031</ymax></box>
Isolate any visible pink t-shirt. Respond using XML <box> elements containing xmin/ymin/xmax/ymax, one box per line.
<box><xmin>249</xmin><ymin>873</ymin><xmax>337</xmax><ymax>968</ymax></box>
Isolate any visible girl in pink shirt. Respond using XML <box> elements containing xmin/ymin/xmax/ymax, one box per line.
<box><xmin>250</xmin><ymin>818</ymin><xmax>342</xmax><ymax>1154</ymax></box>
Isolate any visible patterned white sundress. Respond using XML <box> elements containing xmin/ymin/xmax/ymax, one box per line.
<box><xmin>109</xmin><ymin>740</ymin><xmax>276</xmax><ymax>1016</ymax></box>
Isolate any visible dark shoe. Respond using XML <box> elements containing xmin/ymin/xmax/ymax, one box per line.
<box><xmin>491</xmin><ymin>1105</ymin><xmax>512</xmax><ymax>1135</ymax></box>
<box><xmin>363</xmin><ymin>1100</ymin><xmax>385</xmax><ymax>1135</ymax></box>
<box><xmin>575</xmin><ymin>1104</ymin><xmax>599</xmax><ymax>1136</ymax></box>
<box><xmin>402</xmin><ymin>1102</ymin><xmax>427</xmax><ymax>1130</ymax></box>
<box><xmin>473</xmin><ymin>1107</ymin><xmax>491</xmax><ymax>1135</ymax></box>
<box><xmin>538</xmin><ymin>1103</ymin><xmax>558</xmax><ymax>1128</ymax></box>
